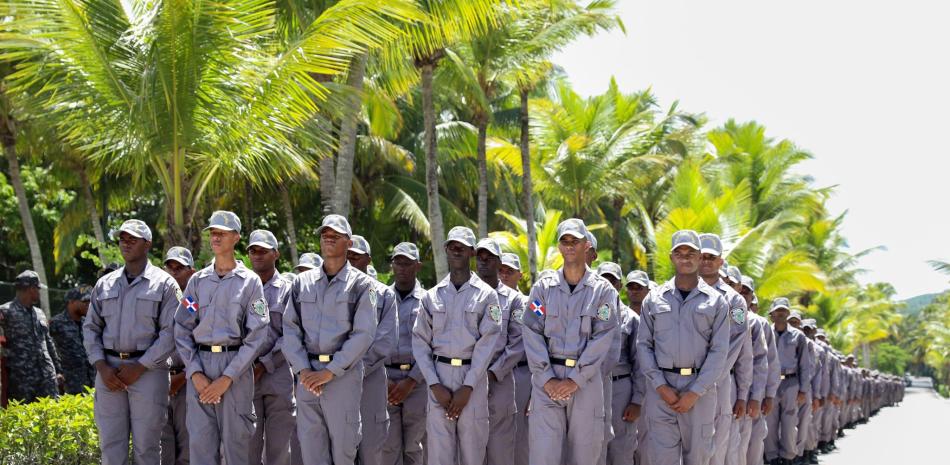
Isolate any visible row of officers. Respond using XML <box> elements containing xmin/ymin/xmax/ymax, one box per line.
<box><xmin>0</xmin><ymin>211</ymin><xmax>905</xmax><ymax>465</ymax></box>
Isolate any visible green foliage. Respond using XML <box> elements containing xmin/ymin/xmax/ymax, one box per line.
<box><xmin>874</xmin><ymin>343</ymin><xmax>910</xmax><ymax>376</ymax></box>
<box><xmin>0</xmin><ymin>392</ymin><xmax>99</xmax><ymax>465</ymax></box>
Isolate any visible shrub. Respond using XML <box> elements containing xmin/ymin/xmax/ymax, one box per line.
<box><xmin>0</xmin><ymin>391</ymin><xmax>99</xmax><ymax>465</ymax></box>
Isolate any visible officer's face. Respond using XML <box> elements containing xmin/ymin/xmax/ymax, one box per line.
<box><xmin>248</xmin><ymin>245</ymin><xmax>279</xmax><ymax>273</ymax></box>
<box><xmin>558</xmin><ymin>235</ymin><xmax>589</xmax><ymax>265</ymax></box>
<box><xmin>209</xmin><ymin>229</ymin><xmax>240</xmax><ymax>254</ymax></box>
<box><xmin>118</xmin><ymin>232</ymin><xmax>150</xmax><ymax>262</ymax></box>
<box><xmin>164</xmin><ymin>260</ymin><xmax>195</xmax><ymax>290</ymax></box>
<box><xmin>601</xmin><ymin>274</ymin><xmax>621</xmax><ymax>291</ymax></box>
<box><xmin>670</xmin><ymin>246</ymin><xmax>700</xmax><ymax>275</ymax></box>
<box><xmin>770</xmin><ymin>308</ymin><xmax>789</xmax><ymax>325</ymax></box>
<box><xmin>445</xmin><ymin>241</ymin><xmax>474</xmax><ymax>271</ymax></box>
<box><xmin>739</xmin><ymin>285</ymin><xmax>754</xmax><ymax>307</ymax></box>
<box><xmin>698</xmin><ymin>253</ymin><xmax>723</xmax><ymax>277</ymax></box>
<box><xmin>626</xmin><ymin>282</ymin><xmax>649</xmax><ymax>307</ymax></box>
<box><xmin>498</xmin><ymin>265</ymin><xmax>523</xmax><ymax>290</ymax></box>
<box><xmin>346</xmin><ymin>250</ymin><xmax>372</xmax><ymax>272</ymax></box>
<box><xmin>788</xmin><ymin>318</ymin><xmax>802</xmax><ymax>329</ymax></box>
<box><xmin>391</xmin><ymin>255</ymin><xmax>421</xmax><ymax>287</ymax></box>
<box><xmin>585</xmin><ymin>247</ymin><xmax>598</xmax><ymax>266</ymax></box>
<box><xmin>476</xmin><ymin>250</ymin><xmax>501</xmax><ymax>281</ymax></box>
<box><xmin>320</xmin><ymin>229</ymin><xmax>351</xmax><ymax>259</ymax></box>
<box><xmin>804</xmin><ymin>327</ymin><xmax>816</xmax><ymax>339</ymax></box>
<box><xmin>76</xmin><ymin>300</ymin><xmax>90</xmax><ymax>317</ymax></box>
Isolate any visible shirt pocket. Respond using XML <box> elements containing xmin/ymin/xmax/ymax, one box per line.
<box><xmin>99</xmin><ymin>285</ymin><xmax>121</xmax><ymax>319</ymax></box>
<box><xmin>298</xmin><ymin>290</ymin><xmax>320</xmax><ymax>326</ymax></box>
<box><xmin>463</xmin><ymin>300</ymin><xmax>481</xmax><ymax>336</ymax></box>
<box><xmin>430</xmin><ymin>299</ymin><xmax>448</xmax><ymax>332</ymax></box>
<box><xmin>135</xmin><ymin>289</ymin><xmax>164</xmax><ymax>347</ymax></box>
<box><xmin>653</xmin><ymin>302</ymin><xmax>674</xmax><ymax>334</ymax></box>
<box><xmin>693</xmin><ymin>302</ymin><xmax>715</xmax><ymax>340</ymax></box>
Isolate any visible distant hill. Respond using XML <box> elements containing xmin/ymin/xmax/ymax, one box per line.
<box><xmin>901</xmin><ymin>293</ymin><xmax>942</xmax><ymax>316</ymax></box>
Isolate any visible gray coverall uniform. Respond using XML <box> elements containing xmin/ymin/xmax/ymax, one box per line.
<box><xmin>509</xmin><ymin>290</ymin><xmax>532</xmax><ymax>465</ymax></box>
<box><xmin>486</xmin><ymin>283</ymin><xmax>526</xmax><ymax>465</ymax></box>
<box><xmin>748</xmin><ymin>315</ymin><xmax>780</xmax><ymax>465</ymax></box>
<box><xmin>711</xmin><ymin>281</ymin><xmax>752</xmax><ymax>465</ymax></box>
<box><xmin>606</xmin><ymin>305</ymin><xmax>645</xmax><ymax>465</ymax></box>
<box><xmin>359</xmin><ymin>281</ymin><xmax>399</xmax><ymax>465</ymax></box>
<box><xmin>730</xmin><ymin>313</ymin><xmax>768</xmax><ymax>465</ymax></box>
<box><xmin>764</xmin><ymin>327</ymin><xmax>812</xmax><ymax>462</ymax></box>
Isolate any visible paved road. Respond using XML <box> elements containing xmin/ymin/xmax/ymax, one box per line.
<box><xmin>819</xmin><ymin>378</ymin><xmax>948</xmax><ymax>464</ymax></box>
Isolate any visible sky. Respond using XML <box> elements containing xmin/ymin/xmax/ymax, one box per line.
<box><xmin>553</xmin><ymin>0</ymin><xmax>950</xmax><ymax>299</ymax></box>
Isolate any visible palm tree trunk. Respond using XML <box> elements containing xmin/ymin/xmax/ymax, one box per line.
<box><xmin>476</xmin><ymin>114</ymin><xmax>489</xmax><ymax>239</ymax></box>
<box><xmin>862</xmin><ymin>342</ymin><xmax>872</xmax><ymax>369</ymax></box>
<box><xmin>280</xmin><ymin>184</ymin><xmax>299</xmax><ymax>266</ymax></box>
<box><xmin>320</xmin><ymin>154</ymin><xmax>336</xmax><ymax>215</ymax></box>
<box><xmin>78</xmin><ymin>166</ymin><xmax>107</xmax><ymax>264</ymax></box>
<box><xmin>612</xmin><ymin>197</ymin><xmax>625</xmax><ymax>269</ymax></box>
<box><xmin>1</xmin><ymin>115</ymin><xmax>50</xmax><ymax>315</ymax></box>
<box><xmin>519</xmin><ymin>87</ymin><xmax>538</xmax><ymax>281</ymax></box>
<box><xmin>421</xmin><ymin>63</ymin><xmax>447</xmax><ymax>279</ymax></box>
<box><xmin>332</xmin><ymin>53</ymin><xmax>367</xmax><ymax>218</ymax></box>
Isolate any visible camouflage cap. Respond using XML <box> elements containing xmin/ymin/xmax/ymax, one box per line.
<box><xmin>13</xmin><ymin>270</ymin><xmax>47</xmax><ymax>289</ymax></box>
<box><xmin>446</xmin><ymin>226</ymin><xmax>476</xmax><ymax>248</ymax></box>
<box><xmin>740</xmin><ymin>275</ymin><xmax>755</xmax><ymax>292</ymax></box>
<box><xmin>247</xmin><ymin>230</ymin><xmax>278</xmax><ymax>250</ymax></box>
<box><xmin>585</xmin><ymin>230</ymin><xmax>599</xmax><ymax>250</ymax></box>
<box><xmin>204</xmin><ymin>210</ymin><xmax>241</xmax><ymax>233</ymax></box>
<box><xmin>816</xmin><ymin>329</ymin><xmax>827</xmax><ymax>337</ymax></box>
<box><xmin>115</xmin><ymin>219</ymin><xmax>153</xmax><ymax>242</ymax></box>
<box><xmin>802</xmin><ymin>318</ymin><xmax>817</xmax><ymax>329</ymax></box>
<box><xmin>391</xmin><ymin>242</ymin><xmax>420</xmax><ymax>261</ymax></box>
<box><xmin>596</xmin><ymin>262</ymin><xmax>623</xmax><ymax>281</ymax></box>
<box><xmin>500</xmin><ymin>253</ymin><xmax>521</xmax><ymax>271</ymax></box>
<box><xmin>366</xmin><ymin>264</ymin><xmax>378</xmax><ymax>281</ymax></box>
<box><xmin>788</xmin><ymin>310</ymin><xmax>803</xmax><ymax>321</ymax></box>
<box><xmin>720</xmin><ymin>259</ymin><xmax>730</xmax><ymax>278</ymax></box>
<box><xmin>317</xmin><ymin>214</ymin><xmax>352</xmax><ymax>237</ymax></box>
<box><xmin>65</xmin><ymin>285</ymin><xmax>91</xmax><ymax>302</ymax></box>
<box><xmin>297</xmin><ymin>253</ymin><xmax>323</xmax><ymax>270</ymax></box>
<box><xmin>769</xmin><ymin>297</ymin><xmax>791</xmax><ymax>313</ymax></box>
<box><xmin>349</xmin><ymin>235</ymin><xmax>371</xmax><ymax>255</ymax></box>
<box><xmin>698</xmin><ymin>233</ymin><xmax>723</xmax><ymax>256</ymax></box>
<box><xmin>625</xmin><ymin>270</ymin><xmax>650</xmax><ymax>287</ymax></box>
<box><xmin>475</xmin><ymin>238</ymin><xmax>502</xmax><ymax>257</ymax></box>
<box><xmin>671</xmin><ymin>230</ymin><xmax>701</xmax><ymax>252</ymax></box>
<box><xmin>556</xmin><ymin>218</ymin><xmax>588</xmax><ymax>240</ymax></box>
<box><xmin>726</xmin><ymin>266</ymin><xmax>743</xmax><ymax>285</ymax></box>
<box><xmin>164</xmin><ymin>246</ymin><xmax>195</xmax><ymax>268</ymax></box>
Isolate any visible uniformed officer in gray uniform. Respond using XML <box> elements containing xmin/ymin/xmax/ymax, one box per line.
<box><xmin>412</xmin><ymin>226</ymin><xmax>503</xmax><ymax>465</ymax></box>
<box><xmin>697</xmin><ymin>234</ymin><xmax>752</xmax><ymax>465</ymax></box>
<box><xmin>764</xmin><ymin>298</ymin><xmax>812</xmax><ymax>465</ymax></box>
<box><xmin>625</xmin><ymin>270</ymin><xmax>651</xmax><ymax>465</ymax></box>
<box><xmin>637</xmin><ymin>230</ymin><xmax>730</xmax><ymax>465</ymax></box>
<box><xmin>599</xmin><ymin>264</ymin><xmax>644</xmax><ymax>465</ymax></box>
<box><xmin>498</xmin><ymin>252</ymin><xmax>531</xmax><ymax>465</ymax></box>
<box><xmin>476</xmin><ymin>238</ymin><xmax>526</xmax><ymax>465</ymax></box>
<box><xmin>0</xmin><ymin>270</ymin><xmax>62</xmax><ymax>403</ymax></box>
<box><xmin>50</xmin><ymin>285</ymin><xmax>95</xmax><ymax>394</ymax></box>
<box><xmin>84</xmin><ymin>220</ymin><xmax>181</xmax><ymax>465</ymax></box>
<box><xmin>786</xmin><ymin>312</ymin><xmax>818</xmax><ymax>465</ymax></box>
<box><xmin>347</xmin><ymin>234</ymin><xmax>399</xmax><ymax>465</ymax></box>
<box><xmin>295</xmin><ymin>252</ymin><xmax>323</xmax><ymax>274</ymax></box>
<box><xmin>162</xmin><ymin>246</ymin><xmax>196</xmax><ymax>465</ymax></box>
<box><xmin>246</xmin><ymin>230</ymin><xmax>297</xmax><ymax>465</ymax></box>
<box><xmin>283</xmin><ymin>214</ymin><xmax>378</xmax><ymax>465</ymax></box>
<box><xmin>381</xmin><ymin>242</ymin><xmax>428</xmax><ymax>465</ymax></box>
<box><xmin>522</xmin><ymin>219</ymin><xmax>619</xmax><ymax>465</ymax></box>
<box><xmin>174</xmin><ymin>211</ymin><xmax>271</xmax><ymax>465</ymax></box>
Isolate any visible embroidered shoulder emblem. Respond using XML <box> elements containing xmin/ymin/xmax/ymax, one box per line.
<box><xmin>253</xmin><ymin>298</ymin><xmax>267</xmax><ymax>317</ymax></box>
<box><xmin>597</xmin><ymin>303</ymin><xmax>611</xmax><ymax>321</ymax></box>
<box><xmin>175</xmin><ymin>288</ymin><xmax>183</xmax><ymax>302</ymax></box>
<box><xmin>369</xmin><ymin>288</ymin><xmax>378</xmax><ymax>308</ymax></box>
<box><xmin>489</xmin><ymin>304</ymin><xmax>502</xmax><ymax>323</ymax></box>
<box><xmin>514</xmin><ymin>307</ymin><xmax>525</xmax><ymax>323</ymax></box>
<box><xmin>732</xmin><ymin>307</ymin><xmax>746</xmax><ymax>325</ymax></box>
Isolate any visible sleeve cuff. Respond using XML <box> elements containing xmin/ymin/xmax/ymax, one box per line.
<box><xmin>567</xmin><ymin>371</ymin><xmax>588</xmax><ymax>389</ymax></box>
<box><xmin>325</xmin><ymin>362</ymin><xmax>346</xmax><ymax>378</ymax></box>
<box><xmin>537</xmin><ymin>370</ymin><xmax>556</xmax><ymax>388</ymax></box>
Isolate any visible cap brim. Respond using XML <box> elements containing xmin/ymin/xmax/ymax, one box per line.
<box><xmin>599</xmin><ymin>272</ymin><xmax>622</xmax><ymax>281</ymax></box>
<box><xmin>204</xmin><ymin>225</ymin><xmax>237</xmax><ymax>232</ymax></box>
<box><xmin>347</xmin><ymin>247</ymin><xmax>369</xmax><ymax>255</ymax></box>
<box><xmin>446</xmin><ymin>239</ymin><xmax>475</xmax><ymax>248</ymax></box>
<box><xmin>164</xmin><ymin>257</ymin><xmax>193</xmax><ymax>267</ymax></box>
<box><xmin>475</xmin><ymin>246</ymin><xmax>501</xmax><ymax>257</ymax></box>
<box><xmin>501</xmin><ymin>263</ymin><xmax>521</xmax><ymax>271</ymax></box>
<box><xmin>247</xmin><ymin>241</ymin><xmax>277</xmax><ymax>250</ymax></box>
<box><xmin>700</xmin><ymin>248</ymin><xmax>722</xmax><ymax>256</ymax></box>
<box><xmin>296</xmin><ymin>264</ymin><xmax>316</xmax><ymax>271</ymax></box>
<box><xmin>558</xmin><ymin>231</ymin><xmax>586</xmax><ymax>240</ymax></box>
<box><xmin>317</xmin><ymin>225</ymin><xmax>350</xmax><ymax>236</ymax></box>
<box><xmin>117</xmin><ymin>227</ymin><xmax>148</xmax><ymax>240</ymax></box>
<box><xmin>391</xmin><ymin>252</ymin><xmax>419</xmax><ymax>261</ymax></box>
<box><xmin>626</xmin><ymin>279</ymin><xmax>648</xmax><ymax>287</ymax></box>
<box><xmin>671</xmin><ymin>243</ymin><xmax>701</xmax><ymax>251</ymax></box>
<box><xmin>768</xmin><ymin>305</ymin><xmax>789</xmax><ymax>313</ymax></box>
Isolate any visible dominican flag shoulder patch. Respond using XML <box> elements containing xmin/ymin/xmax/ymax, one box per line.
<box><xmin>182</xmin><ymin>296</ymin><xmax>199</xmax><ymax>314</ymax></box>
<box><xmin>530</xmin><ymin>299</ymin><xmax>546</xmax><ymax>317</ymax></box>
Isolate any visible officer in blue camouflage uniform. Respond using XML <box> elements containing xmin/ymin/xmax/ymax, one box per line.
<box><xmin>0</xmin><ymin>270</ymin><xmax>62</xmax><ymax>403</ymax></box>
<box><xmin>50</xmin><ymin>285</ymin><xmax>95</xmax><ymax>395</ymax></box>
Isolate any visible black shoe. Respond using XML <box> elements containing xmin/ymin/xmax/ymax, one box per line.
<box><xmin>809</xmin><ymin>451</ymin><xmax>820</xmax><ymax>464</ymax></box>
<box><xmin>837</xmin><ymin>429</ymin><xmax>845</xmax><ymax>438</ymax></box>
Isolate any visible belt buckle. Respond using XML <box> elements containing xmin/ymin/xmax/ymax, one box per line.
<box><xmin>211</xmin><ymin>345</ymin><xmax>223</xmax><ymax>353</ymax></box>
<box><xmin>119</xmin><ymin>352</ymin><xmax>130</xmax><ymax>360</ymax></box>
<box><xmin>399</xmin><ymin>364</ymin><xmax>411</xmax><ymax>371</ymax></box>
<box><xmin>565</xmin><ymin>359</ymin><xmax>577</xmax><ymax>368</ymax></box>
<box><xmin>318</xmin><ymin>354</ymin><xmax>331</xmax><ymax>363</ymax></box>
<box><xmin>679</xmin><ymin>368</ymin><xmax>693</xmax><ymax>376</ymax></box>
<box><xmin>451</xmin><ymin>358</ymin><xmax>463</xmax><ymax>367</ymax></box>
<box><xmin>781</xmin><ymin>375</ymin><xmax>786</xmax><ymax>380</ymax></box>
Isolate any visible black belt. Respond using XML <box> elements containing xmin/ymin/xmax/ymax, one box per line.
<box><xmin>434</xmin><ymin>355</ymin><xmax>471</xmax><ymax>366</ymax></box>
<box><xmin>517</xmin><ymin>360</ymin><xmax>529</xmax><ymax>367</ymax></box>
<box><xmin>197</xmin><ymin>344</ymin><xmax>243</xmax><ymax>353</ymax></box>
<box><xmin>308</xmin><ymin>353</ymin><xmax>334</xmax><ymax>362</ymax></box>
<box><xmin>169</xmin><ymin>367</ymin><xmax>184</xmax><ymax>375</ymax></box>
<box><xmin>386</xmin><ymin>363</ymin><xmax>413</xmax><ymax>371</ymax></box>
<box><xmin>781</xmin><ymin>372</ymin><xmax>797</xmax><ymax>380</ymax></box>
<box><xmin>660</xmin><ymin>366</ymin><xmax>699</xmax><ymax>376</ymax></box>
<box><xmin>551</xmin><ymin>357</ymin><xmax>578</xmax><ymax>367</ymax></box>
<box><xmin>612</xmin><ymin>373</ymin><xmax>632</xmax><ymax>381</ymax></box>
<box><xmin>104</xmin><ymin>349</ymin><xmax>145</xmax><ymax>360</ymax></box>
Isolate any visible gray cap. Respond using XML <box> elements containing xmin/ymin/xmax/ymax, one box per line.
<box><xmin>698</xmin><ymin>233</ymin><xmax>723</xmax><ymax>256</ymax></box>
<box><xmin>726</xmin><ymin>266</ymin><xmax>742</xmax><ymax>284</ymax></box>
<box><xmin>367</xmin><ymin>264</ymin><xmax>378</xmax><ymax>281</ymax></box>
<box><xmin>446</xmin><ymin>226</ymin><xmax>476</xmax><ymax>248</ymax></box>
<box><xmin>247</xmin><ymin>229</ymin><xmax>278</xmax><ymax>250</ymax></box>
<box><xmin>816</xmin><ymin>329</ymin><xmax>827</xmax><ymax>337</ymax></box>
<box><xmin>281</xmin><ymin>272</ymin><xmax>298</xmax><ymax>281</ymax></box>
<box><xmin>802</xmin><ymin>318</ymin><xmax>817</xmax><ymax>329</ymax></box>
<box><xmin>740</xmin><ymin>275</ymin><xmax>755</xmax><ymax>292</ymax></box>
<box><xmin>788</xmin><ymin>310</ymin><xmax>803</xmax><ymax>321</ymax></box>
<box><xmin>557</xmin><ymin>218</ymin><xmax>588</xmax><ymax>240</ymax></box>
<box><xmin>349</xmin><ymin>235</ymin><xmax>371</xmax><ymax>255</ymax></box>
<box><xmin>164</xmin><ymin>246</ymin><xmax>195</xmax><ymax>268</ymax></box>
<box><xmin>671</xmin><ymin>230</ymin><xmax>701</xmax><ymax>252</ymax></box>
<box><xmin>475</xmin><ymin>238</ymin><xmax>502</xmax><ymax>257</ymax></box>
<box><xmin>65</xmin><ymin>285</ymin><xmax>91</xmax><ymax>301</ymax></box>
<box><xmin>391</xmin><ymin>242</ymin><xmax>420</xmax><ymax>261</ymax></box>
<box><xmin>297</xmin><ymin>252</ymin><xmax>323</xmax><ymax>270</ymax></box>
<box><xmin>585</xmin><ymin>230</ymin><xmax>599</xmax><ymax>250</ymax></box>
<box><xmin>720</xmin><ymin>259</ymin><xmax>730</xmax><ymax>278</ymax></box>
<box><xmin>317</xmin><ymin>214</ymin><xmax>352</xmax><ymax>237</ymax></box>
<box><xmin>501</xmin><ymin>253</ymin><xmax>521</xmax><ymax>271</ymax></box>
<box><xmin>115</xmin><ymin>219</ymin><xmax>153</xmax><ymax>242</ymax></box>
<box><xmin>204</xmin><ymin>210</ymin><xmax>241</xmax><ymax>233</ymax></box>
<box><xmin>625</xmin><ymin>270</ymin><xmax>649</xmax><ymax>287</ymax></box>
<box><xmin>596</xmin><ymin>262</ymin><xmax>622</xmax><ymax>281</ymax></box>
<box><xmin>13</xmin><ymin>270</ymin><xmax>47</xmax><ymax>289</ymax></box>
<box><xmin>649</xmin><ymin>280</ymin><xmax>658</xmax><ymax>290</ymax></box>
<box><xmin>769</xmin><ymin>297</ymin><xmax>791</xmax><ymax>313</ymax></box>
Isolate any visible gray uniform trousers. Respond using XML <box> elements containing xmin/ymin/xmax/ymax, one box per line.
<box><xmin>161</xmin><ymin>386</ymin><xmax>189</xmax><ymax>465</ymax></box>
<box><xmin>249</xmin><ymin>361</ymin><xmax>296</xmax><ymax>465</ymax></box>
<box><xmin>95</xmin><ymin>354</ymin><xmax>170</xmax><ymax>465</ymax></box>
<box><xmin>635</xmin><ymin>416</ymin><xmax>649</xmax><ymax>465</ymax></box>
<box><xmin>643</xmin><ymin>374</ymin><xmax>718</xmax><ymax>465</ymax></box>
<box><xmin>726</xmin><ymin>414</ymin><xmax>748</xmax><ymax>465</ymax></box>
<box><xmin>606</xmin><ymin>376</ymin><xmax>638</xmax><ymax>465</ymax></box>
<box><xmin>598</xmin><ymin>376</ymin><xmax>616</xmax><ymax>465</ymax></box>
<box><xmin>425</xmin><ymin>363</ymin><xmax>490</xmax><ymax>465</ymax></box>
<box><xmin>528</xmin><ymin>365</ymin><xmax>606</xmax><ymax>465</ymax></box>
<box><xmin>512</xmin><ymin>364</ymin><xmax>531</xmax><ymax>465</ymax></box>
<box><xmin>744</xmin><ymin>415</ymin><xmax>767</xmax><ymax>465</ymax></box>
<box><xmin>764</xmin><ymin>379</ymin><xmax>799</xmax><ymax>461</ymax></box>
<box><xmin>187</xmin><ymin>351</ymin><xmax>256</xmax><ymax>465</ymax></box>
<box><xmin>711</xmin><ymin>376</ymin><xmax>735</xmax><ymax>465</ymax></box>
<box><xmin>360</xmin><ymin>366</ymin><xmax>391</xmax><ymax>465</ymax></box>
<box><xmin>794</xmin><ymin>393</ymin><xmax>812</xmax><ymax>456</ymax></box>
<box><xmin>485</xmin><ymin>372</ymin><xmax>516</xmax><ymax>464</ymax></box>
<box><xmin>296</xmin><ymin>361</ymin><xmax>364</xmax><ymax>465</ymax></box>
<box><xmin>381</xmin><ymin>367</ymin><xmax>427</xmax><ymax>465</ymax></box>
<box><xmin>821</xmin><ymin>403</ymin><xmax>837</xmax><ymax>442</ymax></box>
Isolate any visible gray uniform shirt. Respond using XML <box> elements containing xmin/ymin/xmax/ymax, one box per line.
<box><xmin>712</xmin><ymin>280</ymin><xmax>752</xmax><ymax>401</ymax></box>
<box><xmin>488</xmin><ymin>282</ymin><xmax>526</xmax><ymax>381</ymax></box>
<box><xmin>762</xmin><ymin>320</ymin><xmax>781</xmax><ymax>398</ymax></box>
<box><xmin>258</xmin><ymin>272</ymin><xmax>291</xmax><ymax>373</ymax></box>
<box><xmin>174</xmin><ymin>262</ymin><xmax>269</xmax><ymax>379</ymax></box>
<box><xmin>772</xmin><ymin>326</ymin><xmax>812</xmax><ymax>395</ymax></box>
<box><xmin>522</xmin><ymin>268</ymin><xmax>619</xmax><ymax>389</ymax></box>
<box><xmin>411</xmin><ymin>273</ymin><xmax>503</xmax><ymax>388</ymax></box>
<box><xmin>619</xmin><ymin>306</ymin><xmax>646</xmax><ymax>405</ymax></box>
<box><xmin>636</xmin><ymin>279</ymin><xmax>730</xmax><ymax>396</ymax></box>
<box><xmin>387</xmin><ymin>281</ymin><xmax>427</xmax><ymax>383</ymax></box>
<box><xmin>364</xmin><ymin>281</ymin><xmax>399</xmax><ymax>375</ymax></box>
<box><xmin>747</xmin><ymin>313</ymin><xmax>770</xmax><ymax>402</ymax></box>
<box><xmin>85</xmin><ymin>263</ymin><xmax>180</xmax><ymax>369</ymax></box>
<box><xmin>282</xmin><ymin>262</ymin><xmax>377</xmax><ymax>377</ymax></box>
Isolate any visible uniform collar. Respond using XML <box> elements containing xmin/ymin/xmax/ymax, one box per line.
<box><xmin>203</xmin><ymin>260</ymin><xmax>249</xmax><ymax>282</ymax></box>
<box><xmin>262</xmin><ymin>270</ymin><xmax>283</xmax><ymax>289</ymax></box>
<box><xmin>116</xmin><ymin>261</ymin><xmax>160</xmax><ymax>286</ymax></box>
<box><xmin>436</xmin><ymin>271</ymin><xmax>479</xmax><ymax>292</ymax></box>
<box><xmin>393</xmin><ymin>280</ymin><xmax>426</xmax><ymax>302</ymax></box>
<box><xmin>659</xmin><ymin>277</ymin><xmax>715</xmax><ymax>302</ymax></box>
<box><xmin>556</xmin><ymin>266</ymin><xmax>595</xmax><ymax>295</ymax></box>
